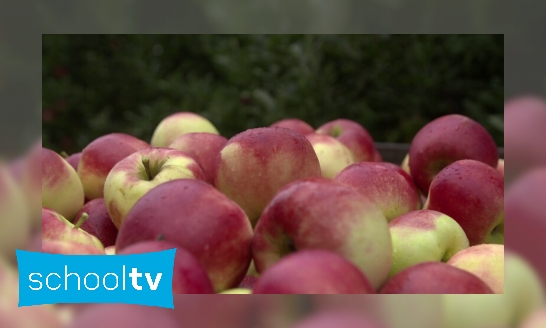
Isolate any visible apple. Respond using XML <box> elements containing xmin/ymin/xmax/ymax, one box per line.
<box><xmin>305</xmin><ymin>133</ymin><xmax>356</xmax><ymax>178</ymax></box>
<box><xmin>103</xmin><ymin>147</ymin><xmax>206</xmax><ymax>229</ymax></box>
<box><xmin>401</xmin><ymin>153</ymin><xmax>410</xmax><ymax>175</ymax></box>
<box><xmin>373</xmin><ymin>149</ymin><xmax>382</xmax><ymax>162</ymax></box>
<box><xmin>42</xmin><ymin>239</ymin><xmax>105</xmax><ymax>255</ymax></box>
<box><xmin>504</xmin><ymin>95</ymin><xmax>546</xmax><ymax>184</ymax></box>
<box><xmin>219</xmin><ymin>288</ymin><xmax>252</xmax><ymax>294</ymax></box>
<box><xmin>334</xmin><ymin>162</ymin><xmax>421</xmax><ymax>221</ymax></box>
<box><xmin>505</xmin><ymin>167</ymin><xmax>546</xmax><ymax>286</ymax></box>
<box><xmin>252</xmin><ymin>177</ymin><xmax>392</xmax><ymax>289</ymax></box>
<box><xmin>42</xmin><ymin>147</ymin><xmax>85</xmax><ymax>222</ymax></box>
<box><xmin>66</xmin><ymin>304</ymin><xmax>180</xmax><ymax>328</ymax></box>
<box><xmin>104</xmin><ymin>246</ymin><xmax>116</xmax><ymax>255</ymax></box>
<box><xmin>116</xmin><ymin>179</ymin><xmax>253</xmax><ymax>292</ymax></box>
<box><xmin>408</xmin><ymin>114</ymin><xmax>499</xmax><ymax>195</ymax></box>
<box><xmin>387</xmin><ymin>209</ymin><xmax>469</xmax><ymax>278</ymax></box>
<box><xmin>74</xmin><ymin>198</ymin><xmax>118</xmax><ymax>247</ymax></box>
<box><xmin>270</xmin><ymin>118</ymin><xmax>315</xmax><ymax>135</ymax></box>
<box><xmin>424</xmin><ymin>159</ymin><xmax>504</xmax><ymax>246</ymax></box>
<box><xmin>0</xmin><ymin>162</ymin><xmax>31</xmax><ymax>261</ymax></box>
<box><xmin>497</xmin><ymin>158</ymin><xmax>504</xmax><ymax>176</ymax></box>
<box><xmin>292</xmin><ymin>310</ymin><xmax>385</xmax><ymax>328</ymax></box>
<box><xmin>446</xmin><ymin>244</ymin><xmax>504</xmax><ymax>294</ymax></box>
<box><xmin>520</xmin><ymin>308</ymin><xmax>546</xmax><ymax>328</ymax></box>
<box><xmin>379</xmin><ymin>262</ymin><xmax>493</xmax><ymax>294</ymax></box>
<box><xmin>252</xmin><ymin>249</ymin><xmax>375</xmax><ymax>294</ymax></box>
<box><xmin>215</xmin><ymin>126</ymin><xmax>321</xmax><ymax>226</ymax></box>
<box><xmin>42</xmin><ymin>208</ymin><xmax>105</xmax><ymax>252</ymax></box>
<box><xmin>150</xmin><ymin>111</ymin><xmax>220</xmax><ymax>148</ymax></box>
<box><xmin>118</xmin><ymin>240</ymin><xmax>215</xmax><ymax>294</ymax></box>
<box><xmin>77</xmin><ymin>133</ymin><xmax>150</xmax><ymax>200</ymax></box>
<box><xmin>64</xmin><ymin>152</ymin><xmax>82</xmax><ymax>172</ymax></box>
<box><xmin>316</xmin><ymin>118</ymin><xmax>377</xmax><ymax>162</ymax></box>
<box><xmin>167</xmin><ymin>132</ymin><xmax>228</xmax><ymax>184</ymax></box>
<box><xmin>238</xmin><ymin>275</ymin><xmax>258</xmax><ymax>289</ymax></box>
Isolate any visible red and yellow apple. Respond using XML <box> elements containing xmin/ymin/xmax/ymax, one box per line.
<box><xmin>305</xmin><ymin>133</ymin><xmax>355</xmax><ymax>178</ymax></box>
<box><xmin>150</xmin><ymin>112</ymin><xmax>219</xmax><ymax>148</ymax></box>
<box><xmin>74</xmin><ymin>198</ymin><xmax>118</xmax><ymax>247</ymax></box>
<box><xmin>270</xmin><ymin>118</ymin><xmax>314</xmax><ymax>135</ymax></box>
<box><xmin>316</xmin><ymin>118</ymin><xmax>377</xmax><ymax>162</ymax></box>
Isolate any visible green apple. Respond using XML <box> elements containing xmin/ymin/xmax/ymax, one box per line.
<box><xmin>387</xmin><ymin>210</ymin><xmax>469</xmax><ymax>278</ymax></box>
<box><xmin>305</xmin><ymin>133</ymin><xmax>355</xmax><ymax>178</ymax></box>
<box><xmin>150</xmin><ymin>112</ymin><xmax>220</xmax><ymax>148</ymax></box>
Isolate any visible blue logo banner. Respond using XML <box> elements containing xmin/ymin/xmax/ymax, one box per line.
<box><xmin>16</xmin><ymin>249</ymin><xmax>176</xmax><ymax>309</ymax></box>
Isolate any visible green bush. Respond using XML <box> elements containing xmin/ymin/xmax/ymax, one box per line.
<box><xmin>42</xmin><ymin>34</ymin><xmax>503</xmax><ymax>154</ymax></box>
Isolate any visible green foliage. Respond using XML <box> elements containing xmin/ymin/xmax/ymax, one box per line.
<box><xmin>42</xmin><ymin>34</ymin><xmax>503</xmax><ymax>154</ymax></box>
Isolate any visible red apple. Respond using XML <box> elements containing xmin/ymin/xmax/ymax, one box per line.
<box><xmin>316</xmin><ymin>118</ymin><xmax>377</xmax><ymax>162</ymax></box>
<box><xmin>252</xmin><ymin>249</ymin><xmax>375</xmax><ymax>294</ymax></box>
<box><xmin>116</xmin><ymin>179</ymin><xmax>253</xmax><ymax>292</ymax></box>
<box><xmin>305</xmin><ymin>133</ymin><xmax>356</xmax><ymax>178</ymax></box>
<box><xmin>42</xmin><ymin>239</ymin><xmax>105</xmax><ymax>255</ymax></box>
<box><xmin>408</xmin><ymin>114</ymin><xmax>499</xmax><ymax>195</ymax></box>
<box><xmin>74</xmin><ymin>198</ymin><xmax>118</xmax><ymax>247</ymax></box>
<box><xmin>167</xmin><ymin>132</ymin><xmax>228</xmax><ymax>184</ymax></box>
<box><xmin>379</xmin><ymin>262</ymin><xmax>494</xmax><ymax>294</ymax></box>
<box><xmin>252</xmin><ymin>177</ymin><xmax>392</xmax><ymax>289</ymax></box>
<box><xmin>64</xmin><ymin>152</ymin><xmax>82</xmax><ymax>172</ymax></box>
<box><xmin>292</xmin><ymin>310</ymin><xmax>385</xmax><ymax>328</ymax></box>
<box><xmin>42</xmin><ymin>147</ymin><xmax>85</xmax><ymax>222</ymax></box>
<box><xmin>215</xmin><ymin>126</ymin><xmax>321</xmax><ymax>226</ymax></box>
<box><xmin>334</xmin><ymin>162</ymin><xmax>421</xmax><ymax>221</ymax></box>
<box><xmin>118</xmin><ymin>240</ymin><xmax>214</xmax><ymax>294</ymax></box>
<box><xmin>424</xmin><ymin>159</ymin><xmax>504</xmax><ymax>246</ymax></box>
<box><xmin>150</xmin><ymin>112</ymin><xmax>219</xmax><ymax>148</ymax></box>
<box><xmin>77</xmin><ymin>133</ymin><xmax>150</xmax><ymax>200</ymax></box>
<box><xmin>270</xmin><ymin>118</ymin><xmax>315</xmax><ymax>135</ymax></box>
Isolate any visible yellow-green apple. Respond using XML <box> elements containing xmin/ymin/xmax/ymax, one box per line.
<box><xmin>103</xmin><ymin>147</ymin><xmax>206</xmax><ymax>228</ymax></box>
<box><xmin>42</xmin><ymin>239</ymin><xmax>105</xmax><ymax>255</ymax></box>
<box><xmin>409</xmin><ymin>114</ymin><xmax>499</xmax><ymax>195</ymax></box>
<box><xmin>77</xmin><ymin>133</ymin><xmax>150</xmax><ymax>200</ymax></box>
<box><xmin>116</xmin><ymin>179</ymin><xmax>253</xmax><ymax>292</ymax></box>
<box><xmin>0</xmin><ymin>162</ymin><xmax>31</xmax><ymax>261</ymax></box>
<box><xmin>252</xmin><ymin>177</ymin><xmax>392</xmax><ymax>289</ymax></box>
<box><xmin>219</xmin><ymin>288</ymin><xmax>252</xmax><ymax>294</ymax></box>
<box><xmin>379</xmin><ymin>262</ymin><xmax>494</xmax><ymax>294</ymax></box>
<box><xmin>387</xmin><ymin>209</ymin><xmax>469</xmax><ymax>278</ymax></box>
<box><xmin>42</xmin><ymin>208</ymin><xmax>105</xmax><ymax>252</ymax></box>
<box><xmin>167</xmin><ymin>132</ymin><xmax>228</xmax><ymax>184</ymax></box>
<box><xmin>271</xmin><ymin>118</ymin><xmax>315</xmax><ymax>135</ymax></box>
<box><xmin>42</xmin><ymin>147</ymin><xmax>85</xmax><ymax>222</ymax></box>
<box><xmin>66</xmin><ymin>304</ymin><xmax>180</xmax><ymax>328</ymax></box>
<box><xmin>334</xmin><ymin>162</ymin><xmax>421</xmax><ymax>221</ymax></box>
<box><xmin>305</xmin><ymin>133</ymin><xmax>356</xmax><ymax>178</ymax></box>
<box><xmin>104</xmin><ymin>246</ymin><xmax>116</xmax><ymax>255</ymax></box>
<box><xmin>316</xmin><ymin>118</ymin><xmax>377</xmax><ymax>162</ymax></box>
<box><xmin>446</xmin><ymin>244</ymin><xmax>504</xmax><ymax>293</ymax></box>
<box><xmin>424</xmin><ymin>159</ymin><xmax>504</xmax><ymax>246</ymax></box>
<box><xmin>150</xmin><ymin>111</ymin><xmax>220</xmax><ymax>148</ymax></box>
<box><xmin>520</xmin><ymin>308</ymin><xmax>546</xmax><ymax>328</ymax></box>
<box><xmin>504</xmin><ymin>95</ymin><xmax>546</xmax><ymax>184</ymax></box>
<box><xmin>74</xmin><ymin>198</ymin><xmax>118</xmax><ymax>247</ymax></box>
<box><xmin>497</xmin><ymin>159</ymin><xmax>504</xmax><ymax>176</ymax></box>
<box><xmin>292</xmin><ymin>310</ymin><xmax>385</xmax><ymax>328</ymax></box>
<box><xmin>252</xmin><ymin>249</ymin><xmax>375</xmax><ymax>294</ymax></box>
<box><xmin>118</xmin><ymin>240</ymin><xmax>215</xmax><ymax>294</ymax></box>
<box><xmin>440</xmin><ymin>251</ymin><xmax>545</xmax><ymax>328</ymax></box>
<box><xmin>215</xmin><ymin>126</ymin><xmax>321</xmax><ymax>226</ymax></box>
<box><xmin>505</xmin><ymin>167</ymin><xmax>546</xmax><ymax>286</ymax></box>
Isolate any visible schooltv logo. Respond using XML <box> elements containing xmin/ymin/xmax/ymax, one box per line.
<box><xmin>16</xmin><ymin>249</ymin><xmax>176</xmax><ymax>309</ymax></box>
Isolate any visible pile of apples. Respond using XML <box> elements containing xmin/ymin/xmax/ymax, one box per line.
<box><xmin>38</xmin><ymin>111</ymin><xmax>507</xmax><ymax>296</ymax></box>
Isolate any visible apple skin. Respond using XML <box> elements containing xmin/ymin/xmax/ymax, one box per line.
<box><xmin>0</xmin><ymin>162</ymin><xmax>31</xmax><ymax>261</ymax></box>
<box><xmin>505</xmin><ymin>167</ymin><xmax>546</xmax><ymax>287</ymax></box>
<box><xmin>292</xmin><ymin>310</ymin><xmax>386</xmax><ymax>328</ymax></box>
<box><xmin>270</xmin><ymin>118</ymin><xmax>315</xmax><ymax>135</ymax></box>
<box><xmin>379</xmin><ymin>262</ymin><xmax>494</xmax><ymax>294</ymax></box>
<box><xmin>74</xmin><ymin>198</ymin><xmax>118</xmax><ymax>247</ymax></box>
<box><xmin>42</xmin><ymin>207</ymin><xmax>105</xmax><ymax>252</ymax></box>
<box><xmin>116</xmin><ymin>179</ymin><xmax>253</xmax><ymax>293</ymax></box>
<box><xmin>446</xmin><ymin>244</ymin><xmax>504</xmax><ymax>294</ymax></box>
<box><xmin>42</xmin><ymin>239</ymin><xmax>106</xmax><ymax>255</ymax></box>
<box><xmin>305</xmin><ymin>133</ymin><xmax>356</xmax><ymax>178</ymax></box>
<box><xmin>215</xmin><ymin>126</ymin><xmax>321</xmax><ymax>226</ymax></box>
<box><xmin>150</xmin><ymin>111</ymin><xmax>220</xmax><ymax>148</ymax></box>
<box><xmin>65</xmin><ymin>152</ymin><xmax>82</xmax><ymax>172</ymax></box>
<box><xmin>77</xmin><ymin>133</ymin><xmax>150</xmax><ymax>200</ymax></box>
<box><xmin>252</xmin><ymin>177</ymin><xmax>392</xmax><ymax>289</ymax></box>
<box><xmin>238</xmin><ymin>275</ymin><xmax>258</xmax><ymax>289</ymax></box>
<box><xmin>252</xmin><ymin>249</ymin><xmax>375</xmax><ymax>294</ymax></box>
<box><xmin>103</xmin><ymin>147</ymin><xmax>206</xmax><ymax>229</ymax></box>
<box><xmin>387</xmin><ymin>209</ymin><xmax>469</xmax><ymax>278</ymax></box>
<box><xmin>66</xmin><ymin>304</ymin><xmax>181</xmax><ymax>328</ymax></box>
<box><xmin>316</xmin><ymin>118</ymin><xmax>377</xmax><ymax>163</ymax></box>
<box><xmin>520</xmin><ymin>308</ymin><xmax>546</xmax><ymax>328</ymax></box>
<box><xmin>42</xmin><ymin>147</ymin><xmax>85</xmax><ymax>222</ymax></box>
<box><xmin>424</xmin><ymin>159</ymin><xmax>504</xmax><ymax>246</ymax></box>
<box><xmin>334</xmin><ymin>162</ymin><xmax>421</xmax><ymax>221</ymax></box>
<box><xmin>408</xmin><ymin>114</ymin><xmax>499</xmax><ymax>195</ymax></box>
<box><xmin>118</xmin><ymin>240</ymin><xmax>215</xmax><ymax>294</ymax></box>
<box><xmin>167</xmin><ymin>132</ymin><xmax>228</xmax><ymax>184</ymax></box>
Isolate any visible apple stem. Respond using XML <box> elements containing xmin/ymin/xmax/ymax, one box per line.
<box><xmin>142</xmin><ymin>158</ymin><xmax>153</xmax><ymax>180</ymax></box>
<box><xmin>73</xmin><ymin>213</ymin><xmax>89</xmax><ymax>229</ymax></box>
<box><xmin>60</xmin><ymin>151</ymin><xmax>69</xmax><ymax>158</ymax></box>
<box><xmin>156</xmin><ymin>234</ymin><xmax>165</xmax><ymax>241</ymax></box>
